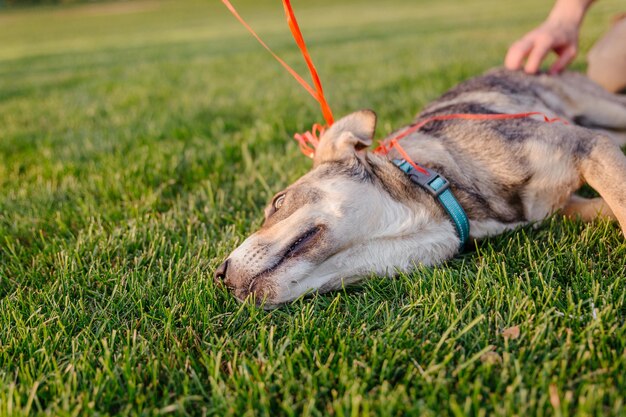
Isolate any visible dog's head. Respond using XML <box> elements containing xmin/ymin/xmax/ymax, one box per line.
<box><xmin>215</xmin><ymin>110</ymin><xmax>457</xmax><ymax>307</ymax></box>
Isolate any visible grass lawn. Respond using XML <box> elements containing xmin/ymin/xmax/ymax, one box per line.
<box><xmin>1</xmin><ymin>0</ymin><xmax>626</xmax><ymax>415</ymax></box>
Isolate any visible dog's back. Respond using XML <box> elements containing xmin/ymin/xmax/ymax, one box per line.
<box><xmin>385</xmin><ymin>69</ymin><xmax>626</xmax><ymax>237</ymax></box>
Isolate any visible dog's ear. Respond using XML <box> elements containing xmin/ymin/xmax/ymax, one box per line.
<box><xmin>314</xmin><ymin>110</ymin><xmax>377</xmax><ymax>167</ymax></box>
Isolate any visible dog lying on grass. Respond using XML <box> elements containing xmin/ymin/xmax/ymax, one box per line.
<box><xmin>215</xmin><ymin>68</ymin><xmax>626</xmax><ymax>308</ymax></box>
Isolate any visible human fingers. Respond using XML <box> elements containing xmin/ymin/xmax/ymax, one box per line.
<box><xmin>523</xmin><ymin>38</ymin><xmax>553</xmax><ymax>73</ymax></box>
<box><xmin>505</xmin><ymin>38</ymin><xmax>534</xmax><ymax>70</ymax></box>
<box><xmin>549</xmin><ymin>44</ymin><xmax>577</xmax><ymax>74</ymax></box>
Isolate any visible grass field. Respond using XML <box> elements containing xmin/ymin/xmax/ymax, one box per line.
<box><xmin>2</xmin><ymin>0</ymin><xmax>626</xmax><ymax>415</ymax></box>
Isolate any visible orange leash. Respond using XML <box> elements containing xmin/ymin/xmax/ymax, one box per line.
<box><xmin>372</xmin><ymin>112</ymin><xmax>568</xmax><ymax>174</ymax></box>
<box><xmin>221</xmin><ymin>0</ymin><xmax>333</xmax><ymax>126</ymax></box>
<box><xmin>292</xmin><ymin>111</ymin><xmax>568</xmax><ymax>174</ymax></box>
<box><xmin>282</xmin><ymin>0</ymin><xmax>333</xmax><ymax>125</ymax></box>
<box><xmin>221</xmin><ymin>1</ymin><xmax>568</xmax><ymax>174</ymax></box>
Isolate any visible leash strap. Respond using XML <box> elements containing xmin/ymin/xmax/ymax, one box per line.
<box><xmin>374</xmin><ymin>112</ymin><xmax>568</xmax><ymax>155</ymax></box>
<box><xmin>282</xmin><ymin>0</ymin><xmax>333</xmax><ymax>125</ymax></box>
<box><xmin>394</xmin><ymin>159</ymin><xmax>470</xmax><ymax>248</ymax></box>
<box><xmin>221</xmin><ymin>0</ymin><xmax>333</xmax><ymax>125</ymax></box>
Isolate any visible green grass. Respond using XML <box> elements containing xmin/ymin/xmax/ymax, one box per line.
<box><xmin>1</xmin><ymin>0</ymin><xmax>626</xmax><ymax>415</ymax></box>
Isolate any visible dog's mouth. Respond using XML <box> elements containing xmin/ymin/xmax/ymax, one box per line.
<box><xmin>243</xmin><ymin>225</ymin><xmax>323</xmax><ymax>291</ymax></box>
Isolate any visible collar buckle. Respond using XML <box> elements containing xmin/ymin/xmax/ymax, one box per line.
<box><xmin>409</xmin><ymin>169</ymin><xmax>450</xmax><ymax>198</ymax></box>
<box><xmin>392</xmin><ymin>158</ymin><xmax>470</xmax><ymax>249</ymax></box>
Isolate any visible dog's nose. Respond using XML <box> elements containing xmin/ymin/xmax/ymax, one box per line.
<box><xmin>214</xmin><ymin>259</ymin><xmax>230</xmax><ymax>282</ymax></box>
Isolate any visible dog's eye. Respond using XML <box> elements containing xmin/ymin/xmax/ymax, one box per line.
<box><xmin>273</xmin><ymin>194</ymin><xmax>286</xmax><ymax>210</ymax></box>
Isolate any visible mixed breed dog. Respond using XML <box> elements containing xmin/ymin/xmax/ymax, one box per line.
<box><xmin>215</xmin><ymin>57</ymin><xmax>626</xmax><ymax>309</ymax></box>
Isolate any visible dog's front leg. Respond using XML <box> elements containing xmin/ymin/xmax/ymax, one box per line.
<box><xmin>578</xmin><ymin>135</ymin><xmax>626</xmax><ymax>235</ymax></box>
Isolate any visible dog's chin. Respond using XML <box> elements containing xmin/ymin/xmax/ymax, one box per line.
<box><xmin>232</xmin><ymin>292</ymin><xmax>283</xmax><ymax>310</ymax></box>
<box><xmin>228</xmin><ymin>263</ymin><xmax>314</xmax><ymax>308</ymax></box>
<box><xmin>231</xmin><ymin>270</ymin><xmax>331</xmax><ymax>309</ymax></box>
<box><xmin>233</xmin><ymin>269</ymin><xmax>363</xmax><ymax>308</ymax></box>
<box><xmin>232</xmin><ymin>285</ymin><xmax>306</xmax><ymax>310</ymax></box>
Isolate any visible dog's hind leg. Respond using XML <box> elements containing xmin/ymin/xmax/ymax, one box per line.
<box><xmin>578</xmin><ymin>135</ymin><xmax>626</xmax><ymax>235</ymax></box>
<box><xmin>573</xmin><ymin>92</ymin><xmax>626</xmax><ymax>132</ymax></box>
<box><xmin>594</xmin><ymin>129</ymin><xmax>626</xmax><ymax>148</ymax></box>
<box><xmin>552</xmin><ymin>73</ymin><xmax>626</xmax><ymax>133</ymax></box>
<box><xmin>611</xmin><ymin>131</ymin><xmax>626</xmax><ymax>148</ymax></box>
<box><xmin>562</xmin><ymin>195</ymin><xmax>616</xmax><ymax>222</ymax></box>
<box><xmin>573</xmin><ymin>99</ymin><xmax>626</xmax><ymax>134</ymax></box>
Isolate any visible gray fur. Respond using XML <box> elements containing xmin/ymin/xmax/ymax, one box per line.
<box><xmin>384</xmin><ymin>68</ymin><xmax>626</xmax><ymax>229</ymax></box>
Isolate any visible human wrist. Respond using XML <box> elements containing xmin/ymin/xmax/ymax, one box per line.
<box><xmin>547</xmin><ymin>0</ymin><xmax>593</xmax><ymax>27</ymax></box>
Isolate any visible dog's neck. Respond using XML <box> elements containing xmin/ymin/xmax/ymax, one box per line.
<box><xmin>359</xmin><ymin>153</ymin><xmax>461</xmax><ymax>266</ymax></box>
<box><xmin>366</xmin><ymin>152</ymin><xmax>445</xmax><ymax>215</ymax></box>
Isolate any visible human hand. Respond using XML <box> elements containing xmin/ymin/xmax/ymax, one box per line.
<box><xmin>505</xmin><ymin>18</ymin><xmax>580</xmax><ymax>74</ymax></box>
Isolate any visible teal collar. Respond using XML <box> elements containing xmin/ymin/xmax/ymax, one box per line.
<box><xmin>392</xmin><ymin>159</ymin><xmax>470</xmax><ymax>249</ymax></box>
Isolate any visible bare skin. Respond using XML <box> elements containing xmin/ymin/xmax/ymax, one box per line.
<box><xmin>505</xmin><ymin>0</ymin><xmax>595</xmax><ymax>74</ymax></box>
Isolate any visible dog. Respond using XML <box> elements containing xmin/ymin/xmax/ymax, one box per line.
<box><xmin>214</xmin><ymin>68</ymin><xmax>626</xmax><ymax>308</ymax></box>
